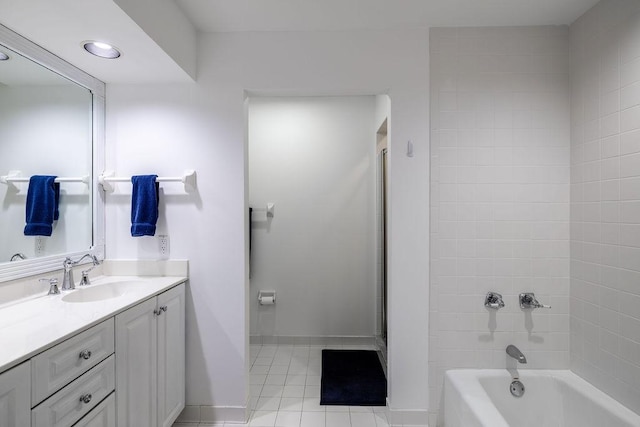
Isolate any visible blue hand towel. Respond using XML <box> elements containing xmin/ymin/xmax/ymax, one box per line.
<box><xmin>24</xmin><ymin>175</ymin><xmax>60</xmax><ymax>236</ymax></box>
<box><xmin>131</xmin><ymin>175</ymin><xmax>159</xmax><ymax>237</ymax></box>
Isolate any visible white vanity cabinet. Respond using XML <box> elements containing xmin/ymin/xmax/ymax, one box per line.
<box><xmin>0</xmin><ymin>361</ymin><xmax>31</xmax><ymax>427</ymax></box>
<box><xmin>115</xmin><ymin>283</ymin><xmax>185</xmax><ymax>427</ymax></box>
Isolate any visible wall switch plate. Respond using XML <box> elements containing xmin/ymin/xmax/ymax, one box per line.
<box><xmin>158</xmin><ymin>235</ymin><xmax>169</xmax><ymax>259</ymax></box>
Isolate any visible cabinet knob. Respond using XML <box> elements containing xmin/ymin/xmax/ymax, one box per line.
<box><xmin>79</xmin><ymin>393</ymin><xmax>92</xmax><ymax>404</ymax></box>
<box><xmin>154</xmin><ymin>305</ymin><xmax>168</xmax><ymax>315</ymax></box>
<box><xmin>79</xmin><ymin>350</ymin><xmax>92</xmax><ymax>360</ymax></box>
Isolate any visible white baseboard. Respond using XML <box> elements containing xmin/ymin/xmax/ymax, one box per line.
<box><xmin>386</xmin><ymin>403</ymin><xmax>429</xmax><ymax>426</ymax></box>
<box><xmin>250</xmin><ymin>335</ymin><xmax>377</xmax><ymax>346</ymax></box>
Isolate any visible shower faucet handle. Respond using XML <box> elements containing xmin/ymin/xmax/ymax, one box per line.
<box><xmin>484</xmin><ymin>292</ymin><xmax>505</xmax><ymax>310</ymax></box>
<box><xmin>519</xmin><ymin>293</ymin><xmax>551</xmax><ymax>309</ymax></box>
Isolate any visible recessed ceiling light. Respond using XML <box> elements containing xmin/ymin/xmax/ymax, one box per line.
<box><xmin>82</xmin><ymin>41</ymin><xmax>121</xmax><ymax>59</ymax></box>
<box><xmin>0</xmin><ymin>52</ymin><xmax>9</xmax><ymax>61</ymax></box>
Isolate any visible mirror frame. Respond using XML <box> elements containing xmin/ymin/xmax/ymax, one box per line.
<box><xmin>0</xmin><ymin>23</ymin><xmax>105</xmax><ymax>282</ymax></box>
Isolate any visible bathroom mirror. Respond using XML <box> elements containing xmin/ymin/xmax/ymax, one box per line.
<box><xmin>0</xmin><ymin>24</ymin><xmax>105</xmax><ymax>282</ymax></box>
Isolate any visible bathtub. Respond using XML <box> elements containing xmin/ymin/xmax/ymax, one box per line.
<box><xmin>443</xmin><ymin>369</ymin><xmax>640</xmax><ymax>427</ymax></box>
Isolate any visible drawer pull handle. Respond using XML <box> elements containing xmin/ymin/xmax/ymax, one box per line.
<box><xmin>79</xmin><ymin>350</ymin><xmax>92</xmax><ymax>360</ymax></box>
<box><xmin>79</xmin><ymin>393</ymin><xmax>92</xmax><ymax>404</ymax></box>
<box><xmin>161</xmin><ymin>305</ymin><xmax>168</xmax><ymax>312</ymax></box>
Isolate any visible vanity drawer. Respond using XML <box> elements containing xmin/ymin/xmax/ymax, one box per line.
<box><xmin>73</xmin><ymin>391</ymin><xmax>116</xmax><ymax>427</ymax></box>
<box><xmin>31</xmin><ymin>355</ymin><xmax>115</xmax><ymax>427</ymax></box>
<box><xmin>32</xmin><ymin>318</ymin><xmax>114</xmax><ymax>405</ymax></box>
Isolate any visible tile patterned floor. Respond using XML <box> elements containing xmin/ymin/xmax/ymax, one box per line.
<box><xmin>173</xmin><ymin>343</ymin><xmax>414</xmax><ymax>427</ymax></box>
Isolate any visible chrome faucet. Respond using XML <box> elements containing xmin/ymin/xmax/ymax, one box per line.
<box><xmin>40</xmin><ymin>278</ymin><xmax>60</xmax><ymax>295</ymax></box>
<box><xmin>10</xmin><ymin>253</ymin><xmax>26</xmax><ymax>261</ymax></box>
<box><xmin>506</xmin><ymin>345</ymin><xmax>527</xmax><ymax>364</ymax></box>
<box><xmin>79</xmin><ymin>255</ymin><xmax>100</xmax><ymax>286</ymax></box>
<box><xmin>519</xmin><ymin>293</ymin><xmax>551</xmax><ymax>309</ymax></box>
<box><xmin>62</xmin><ymin>254</ymin><xmax>100</xmax><ymax>291</ymax></box>
<box><xmin>484</xmin><ymin>292</ymin><xmax>505</xmax><ymax>310</ymax></box>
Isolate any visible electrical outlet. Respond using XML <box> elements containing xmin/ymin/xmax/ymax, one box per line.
<box><xmin>35</xmin><ymin>236</ymin><xmax>44</xmax><ymax>256</ymax></box>
<box><xmin>158</xmin><ymin>235</ymin><xmax>169</xmax><ymax>259</ymax></box>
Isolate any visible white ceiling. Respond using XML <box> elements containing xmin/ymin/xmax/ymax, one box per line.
<box><xmin>175</xmin><ymin>0</ymin><xmax>600</xmax><ymax>32</ymax></box>
<box><xmin>0</xmin><ymin>0</ymin><xmax>193</xmax><ymax>84</ymax></box>
<box><xmin>0</xmin><ymin>0</ymin><xmax>600</xmax><ymax>84</ymax></box>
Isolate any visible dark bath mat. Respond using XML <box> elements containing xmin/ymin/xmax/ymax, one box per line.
<box><xmin>320</xmin><ymin>349</ymin><xmax>387</xmax><ymax>406</ymax></box>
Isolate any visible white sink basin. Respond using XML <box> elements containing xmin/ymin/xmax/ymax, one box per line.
<box><xmin>61</xmin><ymin>281</ymin><xmax>140</xmax><ymax>303</ymax></box>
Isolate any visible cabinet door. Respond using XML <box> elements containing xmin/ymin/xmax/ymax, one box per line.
<box><xmin>157</xmin><ymin>283</ymin><xmax>186</xmax><ymax>427</ymax></box>
<box><xmin>115</xmin><ymin>297</ymin><xmax>158</xmax><ymax>427</ymax></box>
<box><xmin>0</xmin><ymin>361</ymin><xmax>30</xmax><ymax>427</ymax></box>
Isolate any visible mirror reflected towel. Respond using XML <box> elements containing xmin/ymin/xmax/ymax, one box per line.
<box><xmin>24</xmin><ymin>175</ymin><xmax>59</xmax><ymax>236</ymax></box>
<box><xmin>131</xmin><ymin>175</ymin><xmax>159</xmax><ymax>237</ymax></box>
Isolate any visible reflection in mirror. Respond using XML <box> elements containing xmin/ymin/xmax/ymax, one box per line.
<box><xmin>0</xmin><ymin>23</ymin><xmax>104</xmax><ymax>283</ymax></box>
<box><xmin>0</xmin><ymin>45</ymin><xmax>93</xmax><ymax>262</ymax></box>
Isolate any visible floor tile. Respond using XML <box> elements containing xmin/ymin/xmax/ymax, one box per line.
<box><xmin>250</xmin><ymin>384</ymin><xmax>264</xmax><ymax>396</ymax></box>
<box><xmin>245</xmin><ymin>343</ymin><xmax>393</xmax><ymax>427</ymax></box>
<box><xmin>250</xmin><ymin>410</ymin><xmax>277</xmax><ymax>426</ymax></box>
<box><xmin>374</xmin><ymin>411</ymin><xmax>390</xmax><ymax>427</ymax></box>
<box><xmin>285</xmin><ymin>374</ymin><xmax>306</xmax><ymax>386</ymax></box>
<box><xmin>265</xmin><ymin>374</ymin><xmax>287</xmax><ymax>386</ymax></box>
<box><xmin>279</xmin><ymin>397</ymin><xmax>304</xmax><ymax>411</ymax></box>
<box><xmin>300</xmin><ymin>411</ymin><xmax>325</xmax><ymax>427</ymax></box>
<box><xmin>254</xmin><ymin>357</ymin><xmax>275</xmax><ymax>366</ymax></box>
<box><xmin>302</xmin><ymin>397</ymin><xmax>325</xmax><ymax>412</ymax></box>
<box><xmin>261</xmin><ymin>385</ymin><xmax>284</xmax><ymax>397</ymax></box>
<box><xmin>282</xmin><ymin>385</ymin><xmax>305</xmax><ymax>398</ymax></box>
<box><xmin>269</xmin><ymin>365</ymin><xmax>290</xmax><ymax>375</ymax></box>
<box><xmin>303</xmin><ymin>385</ymin><xmax>320</xmax><ymax>398</ymax></box>
<box><xmin>250</xmin><ymin>374</ymin><xmax>267</xmax><ymax>385</ymax></box>
<box><xmin>350</xmin><ymin>411</ymin><xmax>377</xmax><ymax>427</ymax></box>
<box><xmin>306</xmin><ymin>375</ymin><xmax>321</xmax><ymax>386</ymax></box>
<box><xmin>326</xmin><ymin>411</ymin><xmax>352</xmax><ymax>426</ymax></box>
<box><xmin>350</xmin><ymin>405</ymin><xmax>375</xmax><ymax>413</ymax></box>
<box><xmin>325</xmin><ymin>404</ymin><xmax>349</xmax><ymax>412</ymax></box>
<box><xmin>251</xmin><ymin>365</ymin><xmax>270</xmax><ymax>375</ymax></box>
<box><xmin>274</xmin><ymin>411</ymin><xmax>301</xmax><ymax>427</ymax></box>
<box><xmin>287</xmin><ymin>363</ymin><xmax>308</xmax><ymax>375</ymax></box>
<box><xmin>256</xmin><ymin>396</ymin><xmax>281</xmax><ymax>411</ymax></box>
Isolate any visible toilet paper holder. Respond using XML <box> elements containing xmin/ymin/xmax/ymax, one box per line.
<box><xmin>258</xmin><ymin>290</ymin><xmax>276</xmax><ymax>305</ymax></box>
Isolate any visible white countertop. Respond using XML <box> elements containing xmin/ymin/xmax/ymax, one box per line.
<box><xmin>0</xmin><ymin>275</ymin><xmax>187</xmax><ymax>373</ymax></box>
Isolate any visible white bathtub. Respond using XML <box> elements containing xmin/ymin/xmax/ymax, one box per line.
<box><xmin>443</xmin><ymin>369</ymin><xmax>640</xmax><ymax>427</ymax></box>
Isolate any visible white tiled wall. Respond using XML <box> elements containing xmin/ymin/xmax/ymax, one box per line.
<box><xmin>429</xmin><ymin>26</ymin><xmax>571</xmax><ymax>424</ymax></box>
<box><xmin>569</xmin><ymin>0</ymin><xmax>640</xmax><ymax>415</ymax></box>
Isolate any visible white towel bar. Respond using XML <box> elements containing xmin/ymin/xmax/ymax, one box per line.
<box><xmin>98</xmin><ymin>170</ymin><xmax>196</xmax><ymax>193</ymax></box>
<box><xmin>0</xmin><ymin>171</ymin><xmax>90</xmax><ymax>188</ymax></box>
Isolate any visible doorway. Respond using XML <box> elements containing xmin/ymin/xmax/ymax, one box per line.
<box><xmin>247</xmin><ymin>96</ymin><xmax>379</xmax><ymax>342</ymax></box>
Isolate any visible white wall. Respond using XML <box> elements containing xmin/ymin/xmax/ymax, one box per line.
<box><xmin>429</xmin><ymin>26</ymin><xmax>571</xmax><ymax>425</ymax></box>
<box><xmin>248</xmin><ymin>96</ymin><xmax>377</xmax><ymax>339</ymax></box>
<box><xmin>106</xmin><ymin>29</ymin><xmax>429</xmax><ymax>422</ymax></box>
<box><xmin>570</xmin><ymin>0</ymin><xmax>640</xmax><ymax>414</ymax></box>
<box><xmin>0</xmin><ymin>85</ymin><xmax>93</xmax><ymax>261</ymax></box>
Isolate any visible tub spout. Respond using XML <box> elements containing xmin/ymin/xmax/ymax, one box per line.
<box><xmin>506</xmin><ymin>345</ymin><xmax>527</xmax><ymax>364</ymax></box>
